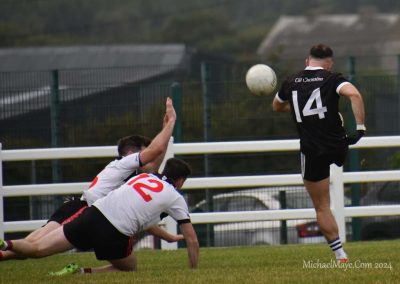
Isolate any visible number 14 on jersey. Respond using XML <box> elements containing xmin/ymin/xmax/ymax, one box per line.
<box><xmin>292</xmin><ymin>88</ymin><xmax>327</xmax><ymax>123</ymax></box>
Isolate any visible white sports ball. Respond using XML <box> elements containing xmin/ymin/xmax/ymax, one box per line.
<box><xmin>245</xmin><ymin>64</ymin><xmax>277</xmax><ymax>96</ymax></box>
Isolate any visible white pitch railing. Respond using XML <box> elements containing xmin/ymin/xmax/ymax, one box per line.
<box><xmin>1</xmin><ymin>136</ymin><xmax>400</xmax><ymax>249</ymax></box>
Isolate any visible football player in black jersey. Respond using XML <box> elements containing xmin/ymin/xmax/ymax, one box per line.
<box><xmin>272</xmin><ymin>44</ymin><xmax>366</xmax><ymax>263</ymax></box>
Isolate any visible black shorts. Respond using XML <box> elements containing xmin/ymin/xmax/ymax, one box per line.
<box><xmin>48</xmin><ymin>199</ymin><xmax>88</xmax><ymax>225</ymax></box>
<box><xmin>301</xmin><ymin>147</ymin><xmax>348</xmax><ymax>182</ymax></box>
<box><xmin>63</xmin><ymin>206</ymin><xmax>134</xmax><ymax>260</ymax></box>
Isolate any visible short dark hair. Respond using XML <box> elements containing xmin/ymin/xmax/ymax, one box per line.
<box><xmin>162</xmin><ymin>158</ymin><xmax>192</xmax><ymax>182</ymax></box>
<box><xmin>117</xmin><ymin>135</ymin><xmax>151</xmax><ymax>156</ymax></box>
<box><xmin>310</xmin><ymin>44</ymin><xmax>333</xmax><ymax>59</ymax></box>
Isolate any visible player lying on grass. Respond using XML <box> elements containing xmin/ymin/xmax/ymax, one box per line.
<box><xmin>0</xmin><ymin>97</ymin><xmax>183</xmax><ymax>261</ymax></box>
<box><xmin>0</xmin><ymin>158</ymin><xmax>199</xmax><ymax>275</ymax></box>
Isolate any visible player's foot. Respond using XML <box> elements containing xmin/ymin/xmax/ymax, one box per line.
<box><xmin>0</xmin><ymin>238</ymin><xmax>6</xmax><ymax>251</ymax></box>
<box><xmin>336</xmin><ymin>251</ymin><xmax>349</xmax><ymax>264</ymax></box>
<box><xmin>48</xmin><ymin>263</ymin><xmax>79</xmax><ymax>276</ymax></box>
<box><xmin>337</xmin><ymin>257</ymin><xmax>349</xmax><ymax>263</ymax></box>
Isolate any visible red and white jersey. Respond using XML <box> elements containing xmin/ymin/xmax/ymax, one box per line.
<box><xmin>93</xmin><ymin>173</ymin><xmax>190</xmax><ymax>236</ymax></box>
<box><xmin>81</xmin><ymin>152</ymin><xmax>142</xmax><ymax>206</ymax></box>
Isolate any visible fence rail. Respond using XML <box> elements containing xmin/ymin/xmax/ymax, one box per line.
<box><xmin>1</xmin><ymin>136</ymin><xmax>400</xmax><ymax>249</ymax></box>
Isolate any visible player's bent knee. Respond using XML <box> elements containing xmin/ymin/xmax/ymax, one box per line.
<box><xmin>109</xmin><ymin>256</ymin><xmax>137</xmax><ymax>272</ymax></box>
<box><xmin>112</xmin><ymin>262</ymin><xmax>136</xmax><ymax>272</ymax></box>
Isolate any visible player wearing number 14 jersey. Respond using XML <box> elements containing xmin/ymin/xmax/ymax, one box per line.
<box><xmin>273</xmin><ymin>44</ymin><xmax>366</xmax><ymax>263</ymax></box>
<box><xmin>275</xmin><ymin>65</ymin><xmax>348</xmax><ymax>156</ymax></box>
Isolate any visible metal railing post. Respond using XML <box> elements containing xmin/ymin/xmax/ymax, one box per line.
<box><xmin>51</xmin><ymin>69</ymin><xmax>61</xmax><ymax>182</ymax></box>
<box><xmin>330</xmin><ymin>164</ymin><xmax>346</xmax><ymax>242</ymax></box>
<box><xmin>347</xmin><ymin>57</ymin><xmax>361</xmax><ymax>240</ymax></box>
<box><xmin>0</xmin><ymin>143</ymin><xmax>4</xmax><ymax>239</ymax></box>
<box><xmin>160</xmin><ymin>137</ymin><xmax>178</xmax><ymax>250</ymax></box>
<box><xmin>201</xmin><ymin>62</ymin><xmax>214</xmax><ymax>247</ymax></box>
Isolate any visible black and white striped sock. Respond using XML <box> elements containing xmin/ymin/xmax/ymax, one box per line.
<box><xmin>328</xmin><ymin>237</ymin><xmax>347</xmax><ymax>259</ymax></box>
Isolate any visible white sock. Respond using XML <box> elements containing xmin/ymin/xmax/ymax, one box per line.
<box><xmin>328</xmin><ymin>237</ymin><xmax>347</xmax><ymax>259</ymax></box>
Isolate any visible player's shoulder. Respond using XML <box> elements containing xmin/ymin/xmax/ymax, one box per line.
<box><xmin>114</xmin><ymin>152</ymin><xmax>141</xmax><ymax>167</ymax></box>
<box><xmin>321</xmin><ymin>70</ymin><xmax>346</xmax><ymax>79</ymax></box>
<box><xmin>327</xmin><ymin>71</ymin><xmax>349</xmax><ymax>86</ymax></box>
<box><xmin>120</xmin><ymin>152</ymin><xmax>140</xmax><ymax>161</ymax></box>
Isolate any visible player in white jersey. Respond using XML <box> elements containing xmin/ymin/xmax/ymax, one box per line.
<box><xmin>82</xmin><ymin>136</ymin><xmax>152</xmax><ymax>206</ymax></box>
<box><xmin>93</xmin><ymin>171</ymin><xmax>191</xmax><ymax>237</ymax></box>
<box><xmin>0</xmin><ymin>158</ymin><xmax>199</xmax><ymax>274</ymax></box>
<box><xmin>0</xmin><ymin>97</ymin><xmax>182</xmax><ymax>261</ymax></box>
<box><xmin>48</xmin><ymin>135</ymin><xmax>152</xmax><ymax>226</ymax></box>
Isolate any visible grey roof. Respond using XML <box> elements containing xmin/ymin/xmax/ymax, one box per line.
<box><xmin>0</xmin><ymin>44</ymin><xmax>189</xmax><ymax>71</ymax></box>
<box><xmin>0</xmin><ymin>44</ymin><xmax>191</xmax><ymax>119</ymax></box>
<box><xmin>257</xmin><ymin>13</ymin><xmax>400</xmax><ymax>60</ymax></box>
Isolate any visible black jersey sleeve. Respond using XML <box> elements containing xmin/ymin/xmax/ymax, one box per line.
<box><xmin>276</xmin><ymin>80</ymin><xmax>288</xmax><ymax>102</ymax></box>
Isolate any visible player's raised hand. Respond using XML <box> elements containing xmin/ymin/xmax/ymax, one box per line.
<box><xmin>165</xmin><ymin>97</ymin><xmax>176</xmax><ymax>124</ymax></box>
<box><xmin>162</xmin><ymin>113</ymin><xmax>168</xmax><ymax>128</ymax></box>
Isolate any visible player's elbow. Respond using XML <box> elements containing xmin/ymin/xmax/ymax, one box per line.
<box><xmin>272</xmin><ymin>102</ymin><xmax>285</xmax><ymax>112</ymax></box>
<box><xmin>272</xmin><ymin>98</ymin><xmax>286</xmax><ymax>112</ymax></box>
<box><xmin>350</xmin><ymin>92</ymin><xmax>363</xmax><ymax>102</ymax></box>
<box><xmin>272</xmin><ymin>103</ymin><xmax>280</xmax><ymax>112</ymax></box>
<box><xmin>140</xmin><ymin>147</ymin><xmax>163</xmax><ymax>166</ymax></box>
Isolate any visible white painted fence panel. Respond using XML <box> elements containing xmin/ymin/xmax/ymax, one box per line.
<box><xmin>1</xmin><ymin>136</ymin><xmax>400</xmax><ymax>248</ymax></box>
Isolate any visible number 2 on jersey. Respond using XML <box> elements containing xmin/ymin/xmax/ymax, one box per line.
<box><xmin>127</xmin><ymin>173</ymin><xmax>164</xmax><ymax>202</ymax></box>
<box><xmin>292</xmin><ymin>88</ymin><xmax>327</xmax><ymax>123</ymax></box>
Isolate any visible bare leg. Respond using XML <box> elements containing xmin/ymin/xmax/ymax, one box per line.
<box><xmin>26</xmin><ymin>221</ymin><xmax>61</xmax><ymax>242</ymax></box>
<box><xmin>109</xmin><ymin>253</ymin><xmax>137</xmax><ymax>271</ymax></box>
<box><xmin>9</xmin><ymin>226</ymin><xmax>73</xmax><ymax>258</ymax></box>
<box><xmin>1</xmin><ymin>221</ymin><xmax>61</xmax><ymax>261</ymax></box>
<box><xmin>1</xmin><ymin>249</ymin><xmax>25</xmax><ymax>260</ymax></box>
<box><xmin>304</xmin><ymin>178</ymin><xmax>339</xmax><ymax>241</ymax></box>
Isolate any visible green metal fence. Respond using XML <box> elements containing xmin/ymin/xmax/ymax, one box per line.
<box><xmin>1</xmin><ymin>57</ymin><xmax>399</xmax><ymax>149</ymax></box>
<box><xmin>1</xmin><ymin>56</ymin><xmax>400</xmax><ymax>244</ymax></box>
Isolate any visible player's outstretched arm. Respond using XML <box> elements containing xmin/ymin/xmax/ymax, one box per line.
<box><xmin>140</xmin><ymin>152</ymin><xmax>166</xmax><ymax>173</ymax></box>
<box><xmin>339</xmin><ymin>83</ymin><xmax>366</xmax><ymax>145</ymax></box>
<box><xmin>142</xmin><ymin>103</ymin><xmax>175</xmax><ymax>173</ymax></box>
<box><xmin>339</xmin><ymin>83</ymin><xmax>365</xmax><ymax>126</ymax></box>
<box><xmin>141</xmin><ymin>130</ymin><xmax>170</xmax><ymax>173</ymax></box>
<box><xmin>140</xmin><ymin>97</ymin><xmax>176</xmax><ymax>166</ymax></box>
<box><xmin>179</xmin><ymin>222</ymin><xmax>199</xmax><ymax>269</ymax></box>
<box><xmin>146</xmin><ymin>225</ymin><xmax>184</xmax><ymax>243</ymax></box>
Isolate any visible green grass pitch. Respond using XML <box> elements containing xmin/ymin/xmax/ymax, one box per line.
<box><xmin>0</xmin><ymin>240</ymin><xmax>399</xmax><ymax>284</ymax></box>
